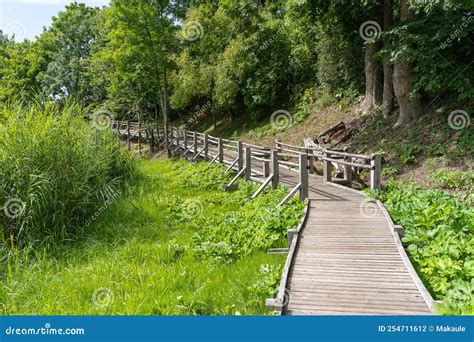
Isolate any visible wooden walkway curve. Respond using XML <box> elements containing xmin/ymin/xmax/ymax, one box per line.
<box><xmin>113</xmin><ymin>121</ymin><xmax>435</xmax><ymax>315</ymax></box>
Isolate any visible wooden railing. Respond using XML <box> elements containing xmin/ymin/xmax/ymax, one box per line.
<box><xmin>112</xmin><ymin>121</ymin><xmax>383</xmax><ymax>195</ymax></box>
<box><xmin>162</xmin><ymin>126</ymin><xmax>309</xmax><ymax>206</ymax></box>
<box><xmin>276</xmin><ymin>140</ymin><xmax>382</xmax><ymax>190</ymax></box>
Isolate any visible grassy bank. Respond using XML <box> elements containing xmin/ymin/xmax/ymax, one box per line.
<box><xmin>0</xmin><ymin>159</ymin><xmax>303</xmax><ymax>315</ymax></box>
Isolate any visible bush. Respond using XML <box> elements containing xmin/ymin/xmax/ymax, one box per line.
<box><xmin>0</xmin><ymin>102</ymin><xmax>136</xmax><ymax>246</ymax></box>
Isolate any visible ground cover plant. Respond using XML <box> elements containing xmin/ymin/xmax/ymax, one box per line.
<box><xmin>0</xmin><ymin>159</ymin><xmax>304</xmax><ymax>315</ymax></box>
<box><xmin>370</xmin><ymin>181</ymin><xmax>474</xmax><ymax>315</ymax></box>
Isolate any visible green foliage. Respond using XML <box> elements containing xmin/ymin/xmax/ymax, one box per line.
<box><xmin>430</xmin><ymin>169</ymin><xmax>474</xmax><ymax>191</ymax></box>
<box><xmin>352</xmin><ymin>112</ymin><xmax>474</xmax><ymax>168</ymax></box>
<box><xmin>0</xmin><ymin>101</ymin><xmax>136</xmax><ymax>246</ymax></box>
<box><xmin>0</xmin><ymin>159</ymin><xmax>300</xmax><ymax>315</ymax></box>
<box><xmin>158</xmin><ymin>161</ymin><xmax>305</xmax><ymax>263</ymax></box>
<box><xmin>293</xmin><ymin>88</ymin><xmax>318</xmax><ymax>124</ymax></box>
<box><xmin>397</xmin><ymin>144</ymin><xmax>423</xmax><ymax>165</ymax></box>
<box><xmin>247</xmin><ymin>263</ymin><xmax>282</xmax><ymax>307</ymax></box>
<box><xmin>381</xmin><ymin>165</ymin><xmax>399</xmax><ymax>178</ymax></box>
<box><xmin>0</xmin><ymin>40</ymin><xmax>47</xmax><ymax>103</ymax></box>
<box><xmin>41</xmin><ymin>3</ymin><xmax>100</xmax><ymax>105</ymax></box>
<box><xmin>370</xmin><ymin>180</ymin><xmax>473</xmax><ymax>314</ymax></box>
<box><xmin>383</xmin><ymin>10</ymin><xmax>474</xmax><ymax>104</ymax></box>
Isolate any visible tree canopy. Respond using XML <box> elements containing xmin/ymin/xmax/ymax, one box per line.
<box><xmin>0</xmin><ymin>0</ymin><xmax>472</xmax><ymax>127</ymax></box>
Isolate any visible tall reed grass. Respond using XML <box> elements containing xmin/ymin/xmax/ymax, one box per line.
<box><xmin>0</xmin><ymin>101</ymin><xmax>136</xmax><ymax>247</ymax></box>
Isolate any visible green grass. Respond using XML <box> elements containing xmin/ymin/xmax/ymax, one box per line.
<box><xmin>0</xmin><ymin>159</ymin><xmax>304</xmax><ymax>315</ymax></box>
<box><xmin>0</xmin><ymin>101</ymin><xmax>136</xmax><ymax>246</ymax></box>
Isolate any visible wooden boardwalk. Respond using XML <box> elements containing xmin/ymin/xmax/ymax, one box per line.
<box><xmin>277</xmin><ymin>172</ymin><xmax>433</xmax><ymax>315</ymax></box>
<box><xmin>113</xmin><ymin>122</ymin><xmax>435</xmax><ymax>315</ymax></box>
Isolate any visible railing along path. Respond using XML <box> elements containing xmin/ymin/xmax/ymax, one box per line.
<box><xmin>112</xmin><ymin>121</ymin><xmax>435</xmax><ymax>316</ymax></box>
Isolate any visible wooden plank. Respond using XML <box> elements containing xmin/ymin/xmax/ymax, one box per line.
<box><xmin>288</xmin><ymin>277</ymin><xmax>419</xmax><ymax>288</ymax></box>
<box><xmin>289</xmin><ymin>289</ymin><xmax>426</xmax><ymax>300</ymax></box>
<box><xmin>289</xmin><ymin>284</ymin><xmax>422</xmax><ymax>295</ymax></box>
<box><xmin>288</xmin><ymin>297</ymin><xmax>429</xmax><ymax>308</ymax></box>
<box><xmin>286</xmin><ymin>307</ymin><xmax>431</xmax><ymax>316</ymax></box>
<box><xmin>287</xmin><ymin>301</ymin><xmax>430</xmax><ymax>312</ymax></box>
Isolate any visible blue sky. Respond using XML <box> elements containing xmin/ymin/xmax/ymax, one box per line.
<box><xmin>0</xmin><ymin>0</ymin><xmax>110</xmax><ymax>41</ymax></box>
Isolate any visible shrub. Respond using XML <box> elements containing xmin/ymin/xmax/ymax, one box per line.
<box><xmin>0</xmin><ymin>101</ymin><xmax>136</xmax><ymax>246</ymax></box>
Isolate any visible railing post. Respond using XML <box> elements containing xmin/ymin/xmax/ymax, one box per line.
<box><xmin>237</xmin><ymin>141</ymin><xmax>243</xmax><ymax>172</ymax></box>
<box><xmin>138</xmin><ymin>121</ymin><xmax>142</xmax><ymax>154</ymax></box>
<box><xmin>271</xmin><ymin>150</ymin><xmax>279</xmax><ymax>189</ymax></box>
<box><xmin>204</xmin><ymin>134</ymin><xmax>209</xmax><ymax>160</ymax></box>
<box><xmin>370</xmin><ymin>154</ymin><xmax>382</xmax><ymax>190</ymax></box>
<box><xmin>276</xmin><ymin>140</ymin><xmax>282</xmax><ymax>153</ymax></box>
<box><xmin>164</xmin><ymin>122</ymin><xmax>169</xmax><ymax>147</ymax></box>
<box><xmin>299</xmin><ymin>153</ymin><xmax>309</xmax><ymax>201</ymax></box>
<box><xmin>307</xmin><ymin>148</ymin><xmax>314</xmax><ymax>174</ymax></box>
<box><xmin>165</xmin><ymin>123</ymin><xmax>171</xmax><ymax>157</ymax></box>
<box><xmin>323</xmin><ymin>151</ymin><xmax>332</xmax><ymax>183</ymax></box>
<box><xmin>344</xmin><ymin>155</ymin><xmax>353</xmax><ymax>188</ymax></box>
<box><xmin>193</xmin><ymin>132</ymin><xmax>198</xmax><ymax>155</ymax></box>
<box><xmin>156</xmin><ymin>123</ymin><xmax>160</xmax><ymax>147</ymax></box>
<box><xmin>183</xmin><ymin>129</ymin><xmax>188</xmax><ymax>150</ymax></box>
<box><xmin>245</xmin><ymin>147</ymin><xmax>251</xmax><ymax>181</ymax></box>
<box><xmin>218</xmin><ymin>138</ymin><xmax>224</xmax><ymax>163</ymax></box>
<box><xmin>175</xmin><ymin>128</ymin><xmax>180</xmax><ymax>148</ymax></box>
<box><xmin>127</xmin><ymin>121</ymin><xmax>131</xmax><ymax>150</ymax></box>
<box><xmin>263</xmin><ymin>158</ymin><xmax>270</xmax><ymax>177</ymax></box>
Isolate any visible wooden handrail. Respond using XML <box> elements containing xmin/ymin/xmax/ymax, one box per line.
<box><xmin>112</xmin><ymin>121</ymin><xmax>382</xmax><ymax>190</ymax></box>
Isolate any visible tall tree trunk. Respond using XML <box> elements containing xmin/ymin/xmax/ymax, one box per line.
<box><xmin>374</xmin><ymin>1</ymin><xmax>384</xmax><ymax>106</ymax></box>
<box><xmin>361</xmin><ymin>43</ymin><xmax>378</xmax><ymax>115</ymax></box>
<box><xmin>361</xmin><ymin>1</ymin><xmax>384</xmax><ymax>115</ymax></box>
<box><xmin>382</xmin><ymin>0</ymin><xmax>394</xmax><ymax>116</ymax></box>
<box><xmin>392</xmin><ymin>0</ymin><xmax>422</xmax><ymax>129</ymax></box>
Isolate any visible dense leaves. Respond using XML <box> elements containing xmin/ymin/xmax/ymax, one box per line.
<box><xmin>157</xmin><ymin>161</ymin><xmax>305</xmax><ymax>263</ymax></box>
<box><xmin>371</xmin><ymin>180</ymin><xmax>473</xmax><ymax>314</ymax></box>
<box><xmin>0</xmin><ymin>1</ymin><xmax>472</xmax><ymax>122</ymax></box>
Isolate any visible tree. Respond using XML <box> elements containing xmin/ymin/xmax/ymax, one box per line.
<box><xmin>98</xmin><ymin>0</ymin><xmax>178</xmax><ymax>126</ymax></box>
<box><xmin>0</xmin><ymin>39</ymin><xmax>47</xmax><ymax>103</ymax></box>
<box><xmin>392</xmin><ymin>0</ymin><xmax>422</xmax><ymax>128</ymax></box>
<box><xmin>40</xmin><ymin>3</ymin><xmax>100</xmax><ymax>105</ymax></box>
<box><xmin>381</xmin><ymin>0</ymin><xmax>394</xmax><ymax>115</ymax></box>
